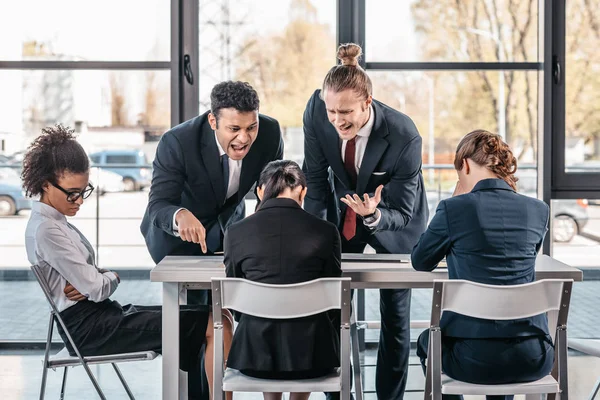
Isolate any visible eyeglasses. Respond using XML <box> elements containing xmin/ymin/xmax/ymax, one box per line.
<box><xmin>51</xmin><ymin>182</ymin><xmax>95</xmax><ymax>203</ymax></box>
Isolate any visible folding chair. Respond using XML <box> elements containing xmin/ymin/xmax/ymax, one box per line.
<box><xmin>424</xmin><ymin>278</ymin><xmax>573</xmax><ymax>400</ymax></box>
<box><xmin>211</xmin><ymin>277</ymin><xmax>352</xmax><ymax>400</ymax></box>
<box><xmin>568</xmin><ymin>338</ymin><xmax>600</xmax><ymax>399</ymax></box>
<box><xmin>31</xmin><ymin>265</ymin><xmax>158</xmax><ymax>400</ymax></box>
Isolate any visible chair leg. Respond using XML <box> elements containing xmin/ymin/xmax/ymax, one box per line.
<box><xmin>350</xmin><ymin>312</ymin><xmax>363</xmax><ymax>400</ymax></box>
<box><xmin>40</xmin><ymin>313</ymin><xmax>55</xmax><ymax>400</ymax></box>
<box><xmin>59</xmin><ymin>367</ymin><xmax>68</xmax><ymax>400</ymax></box>
<box><xmin>80</xmin><ymin>361</ymin><xmax>107</xmax><ymax>400</ymax></box>
<box><xmin>112</xmin><ymin>363</ymin><xmax>135</xmax><ymax>399</ymax></box>
<box><xmin>588</xmin><ymin>376</ymin><xmax>600</xmax><ymax>400</ymax></box>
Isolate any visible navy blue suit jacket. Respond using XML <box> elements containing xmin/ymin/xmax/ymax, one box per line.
<box><xmin>411</xmin><ymin>178</ymin><xmax>551</xmax><ymax>338</ymax></box>
<box><xmin>302</xmin><ymin>89</ymin><xmax>429</xmax><ymax>253</ymax></box>
<box><xmin>141</xmin><ymin>112</ymin><xmax>283</xmax><ymax>263</ymax></box>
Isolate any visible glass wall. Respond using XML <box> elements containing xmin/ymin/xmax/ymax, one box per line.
<box><xmin>0</xmin><ymin>1</ymin><xmax>171</xmax><ymax>341</ymax></box>
<box><xmin>0</xmin><ymin>0</ymin><xmax>597</xmax><ymax>345</ymax></box>
<box><xmin>564</xmin><ymin>0</ymin><xmax>600</xmax><ymax>173</ymax></box>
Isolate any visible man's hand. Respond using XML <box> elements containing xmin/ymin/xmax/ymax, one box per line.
<box><xmin>340</xmin><ymin>185</ymin><xmax>384</xmax><ymax>217</ymax></box>
<box><xmin>175</xmin><ymin>209</ymin><xmax>207</xmax><ymax>253</ymax></box>
<box><xmin>64</xmin><ymin>282</ymin><xmax>87</xmax><ymax>301</ymax></box>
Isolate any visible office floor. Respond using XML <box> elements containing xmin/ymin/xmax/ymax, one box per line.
<box><xmin>1</xmin><ymin>280</ymin><xmax>599</xmax><ymax>340</ymax></box>
<box><xmin>1</xmin><ymin>280</ymin><xmax>598</xmax><ymax>398</ymax></box>
<box><xmin>0</xmin><ymin>348</ymin><xmax>599</xmax><ymax>399</ymax></box>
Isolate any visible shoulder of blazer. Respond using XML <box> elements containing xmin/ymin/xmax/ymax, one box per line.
<box><xmin>372</xmin><ymin>99</ymin><xmax>421</xmax><ymax>143</ymax></box>
<box><xmin>257</xmin><ymin>114</ymin><xmax>282</xmax><ymax>139</ymax></box>
<box><xmin>307</xmin><ymin>89</ymin><xmax>326</xmax><ymax>119</ymax></box>
<box><xmin>162</xmin><ymin>112</ymin><xmax>209</xmax><ymax>144</ymax></box>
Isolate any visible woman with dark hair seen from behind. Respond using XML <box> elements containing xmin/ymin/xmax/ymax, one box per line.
<box><xmin>224</xmin><ymin>160</ymin><xmax>342</xmax><ymax>400</ymax></box>
<box><xmin>411</xmin><ymin>130</ymin><xmax>554</xmax><ymax>400</ymax></box>
<box><xmin>23</xmin><ymin>125</ymin><xmax>233</xmax><ymax>400</ymax></box>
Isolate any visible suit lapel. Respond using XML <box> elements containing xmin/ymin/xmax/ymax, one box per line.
<box><xmin>357</xmin><ymin>104</ymin><xmax>389</xmax><ymax>194</ymax></box>
<box><xmin>238</xmin><ymin>141</ymin><xmax>260</xmax><ymax>203</ymax></box>
<box><xmin>200</xmin><ymin>122</ymin><xmax>226</xmax><ymax>204</ymax></box>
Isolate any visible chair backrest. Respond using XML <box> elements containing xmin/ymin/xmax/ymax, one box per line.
<box><xmin>212</xmin><ymin>277</ymin><xmax>351</xmax><ymax>319</ymax></box>
<box><xmin>31</xmin><ymin>264</ymin><xmax>62</xmax><ymax>316</ymax></box>
<box><xmin>431</xmin><ymin>279</ymin><xmax>573</xmax><ymax>341</ymax></box>
<box><xmin>31</xmin><ymin>264</ymin><xmax>87</xmax><ymax>357</ymax></box>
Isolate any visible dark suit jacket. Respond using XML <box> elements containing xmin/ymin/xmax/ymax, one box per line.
<box><xmin>411</xmin><ymin>178</ymin><xmax>551</xmax><ymax>339</ymax></box>
<box><xmin>302</xmin><ymin>89</ymin><xmax>429</xmax><ymax>253</ymax></box>
<box><xmin>140</xmin><ymin>112</ymin><xmax>283</xmax><ymax>263</ymax></box>
<box><xmin>223</xmin><ymin>197</ymin><xmax>342</xmax><ymax>373</ymax></box>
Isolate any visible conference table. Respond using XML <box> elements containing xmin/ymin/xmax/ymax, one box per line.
<box><xmin>150</xmin><ymin>254</ymin><xmax>582</xmax><ymax>399</ymax></box>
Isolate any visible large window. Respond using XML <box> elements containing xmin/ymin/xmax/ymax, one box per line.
<box><xmin>199</xmin><ymin>0</ymin><xmax>337</xmax><ymax>163</ymax></box>
<box><xmin>564</xmin><ymin>1</ymin><xmax>600</xmax><ymax>173</ymax></box>
<box><xmin>0</xmin><ymin>0</ymin><xmax>597</xmax><ymax>346</ymax></box>
<box><xmin>0</xmin><ymin>1</ymin><xmax>172</xmax><ymax>341</ymax></box>
<box><xmin>366</xmin><ymin>0</ymin><xmax>539</xmax><ymax>63</ymax></box>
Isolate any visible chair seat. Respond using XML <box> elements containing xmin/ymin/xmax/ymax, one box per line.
<box><xmin>569</xmin><ymin>338</ymin><xmax>600</xmax><ymax>358</ymax></box>
<box><xmin>222</xmin><ymin>368</ymin><xmax>341</xmax><ymax>392</ymax></box>
<box><xmin>441</xmin><ymin>374</ymin><xmax>559</xmax><ymax>395</ymax></box>
<box><xmin>48</xmin><ymin>347</ymin><xmax>158</xmax><ymax>368</ymax></box>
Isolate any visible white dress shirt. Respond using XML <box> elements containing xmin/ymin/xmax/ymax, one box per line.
<box><xmin>340</xmin><ymin>105</ymin><xmax>381</xmax><ymax>227</ymax></box>
<box><xmin>173</xmin><ymin>132</ymin><xmax>243</xmax><ymax>234</ymax></box>
<box><xmin>25</xmin><ymin>202</ymin><xmax>119</xmax><ymax>312</ymax></box>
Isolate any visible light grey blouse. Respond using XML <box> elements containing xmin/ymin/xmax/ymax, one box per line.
<box><xmin>25</xmin><ymin>201</ymin><xmax>119</xmax><ymax>312</ymax></box>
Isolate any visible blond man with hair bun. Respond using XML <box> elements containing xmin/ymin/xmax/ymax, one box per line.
<box><xmin>302</xmin><ymin>42</ymin><xmax>429</xmax><ymax>400</ymax></box>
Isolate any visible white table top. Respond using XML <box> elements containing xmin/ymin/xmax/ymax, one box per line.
<box><xmin>150</xmin><ymin>254</ymin><xmax>582</xmax><ymax>289</ymax></box>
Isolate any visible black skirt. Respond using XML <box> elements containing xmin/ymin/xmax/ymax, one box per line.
<box><xmin>59</xmin><ymin>299</ymin><xmax>210</xmax><ymax>372</ymax></box>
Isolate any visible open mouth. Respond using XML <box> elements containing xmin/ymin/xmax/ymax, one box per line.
<box><xmin>338</xmin><ymin>123</ymin><xmax>352</xmax><ymax>134</ymax></box>
<box><xmin>230</xmin><ymin>143</ymin><xmax>249</xmax><ymax>156</ymax></box>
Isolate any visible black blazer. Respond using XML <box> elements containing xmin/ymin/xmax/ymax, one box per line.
<box><xmin>302</xmin><ymin>89</ymin><xmax>429</xmax><ymax>253</ymax></box>
<box><xmin>140</xmin><ymin>112</ymin><xmax>283</xmax><ymax>263</ymax></box>
<box><xmin>411</xmin><ymin>178</ymin><xmax>551</xmax><ymax>339</ymax></box>
<box><xmin>223</xmin><ymin>197</ymin><xmax>342</xmax><ymax>373</ymax></box>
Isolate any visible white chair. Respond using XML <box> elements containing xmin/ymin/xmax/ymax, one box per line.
<box><xmin>424</xmin><ymin>279</ymin><xmax>574</xmax><ymax>400</ymax></box>
<box><xmin>31</xmin><ymin>264</ymin><xmax>158</xmax><ymax>400</ymax></box>
<box><xmin>568</xmin><ymin>338</ymin><xmax>600</xmax><ymax>399</ymax></box>
<box><xmin>211</xmin><ymin>277</ymin><xmax>352</xmax><ymax>400</ymax></box>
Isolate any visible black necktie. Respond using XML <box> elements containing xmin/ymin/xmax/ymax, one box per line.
<box><xmin>221</xmin><ymin>154</ymin><xmax>230</xmax><ymax>197</ymax></box>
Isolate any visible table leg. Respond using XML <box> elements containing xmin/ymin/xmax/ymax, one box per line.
<box><xmin>163</xmin><ymin>282</ymin><xmax>180</xmax><ymax>400</ymax></box>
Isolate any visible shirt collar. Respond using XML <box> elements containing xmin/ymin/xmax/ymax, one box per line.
<box><xmin>214</xmin><ymin>132</ymin><xmax>226</xmax><ymax>157</ymax></box>
<box><xmin>471</xmin><ymin>178</ymin><xmax>515</xmax><ymax>193</ymax></box>
<box><xmin>32</xmin><ymin>201</ymin><xmax>67</xmax><ymax>222</ymax></box>
<box><xmin>356</xmin><ymin>105</ymin><xmax>375</xmax><ymax>138</ymax></box>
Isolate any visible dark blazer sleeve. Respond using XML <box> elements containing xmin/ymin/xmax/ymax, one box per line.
<box><xmin>376</xmin><ymin>134</ymin><xmax>423</xmax><ymax>232</ymax></box>
<box><xmin>146</xmin><ymin>133</ymin><xmax>187</xmax><ymax>236</ymax></box>
<box><xmin>302</xmin><ymin>92</ymin><xmax>330</xmax><ymax>220</ymax></box>
<box><xmin>536</xmin><ymin>203</ymin><xmax>550</xmax><ymax>253</ymax></box>
<box><xmin>223</xmin><ymin>229</ymin><xmax>242</xmax><ymax>279</ymax></box>
<box><xmin>323</xmin><ymin>225</ymin><xmax>342</xmax><ymax>278</ymax></box>
<box><xmin>411</xmin><ymin>201</ymin><xmax>451</xmax><ymax>271</ymax></box>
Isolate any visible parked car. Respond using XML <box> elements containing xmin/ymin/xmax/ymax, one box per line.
<box><xmin>89</xmin><ymin>167</ymin><xmax>125</xmax><ymax>195</ymax></box>
<box><xmin>0</xmin><ymin>168</ymin><xmax>32</xmax><ymax>216</ymax></box>
<box><xmin>516</xmin><ymin>171</ymin><xmax>589</xmax><ymax>243</ymax></box>
<box><xmin>89</xmin><ymin>150</ymin><xmax>151</xmax><ymax>191</ymax></box>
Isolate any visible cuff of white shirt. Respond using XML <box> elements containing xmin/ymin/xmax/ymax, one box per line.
<box><xmin>363</xmin><ymin>208</ymin><xmax>382</xmax><ymax>228</ymax></box>
<box><xmin>172</xmin><ymin>208</ymin><xmax>187</xmax><ymax>237</ymax></box>
<box><xmin>104</xmin><ymin>271</ymin><xmax>120</xmax><ymax>287</ymax></box>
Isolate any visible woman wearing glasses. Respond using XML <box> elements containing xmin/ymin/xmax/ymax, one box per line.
<box><xmin>23</xmin><ymin>125</ymin><xmax>233</xmax><ymax>400</ymax></box>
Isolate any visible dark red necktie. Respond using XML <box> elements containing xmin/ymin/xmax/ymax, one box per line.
<box><xmin>342</xmin><ymin>138</ymin><xmax>357</xmax><ymax>241</ymax></box>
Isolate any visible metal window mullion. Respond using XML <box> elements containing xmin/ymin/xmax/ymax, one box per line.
<box><xmin>365</xmin><ymin>62</ymin><xmax>541</xmax><ymax>71</ymax></box>
<box><xmin>0</xmin><ymin>61</ymin><xmax>170</xmax><ymax>70</ymax></box>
